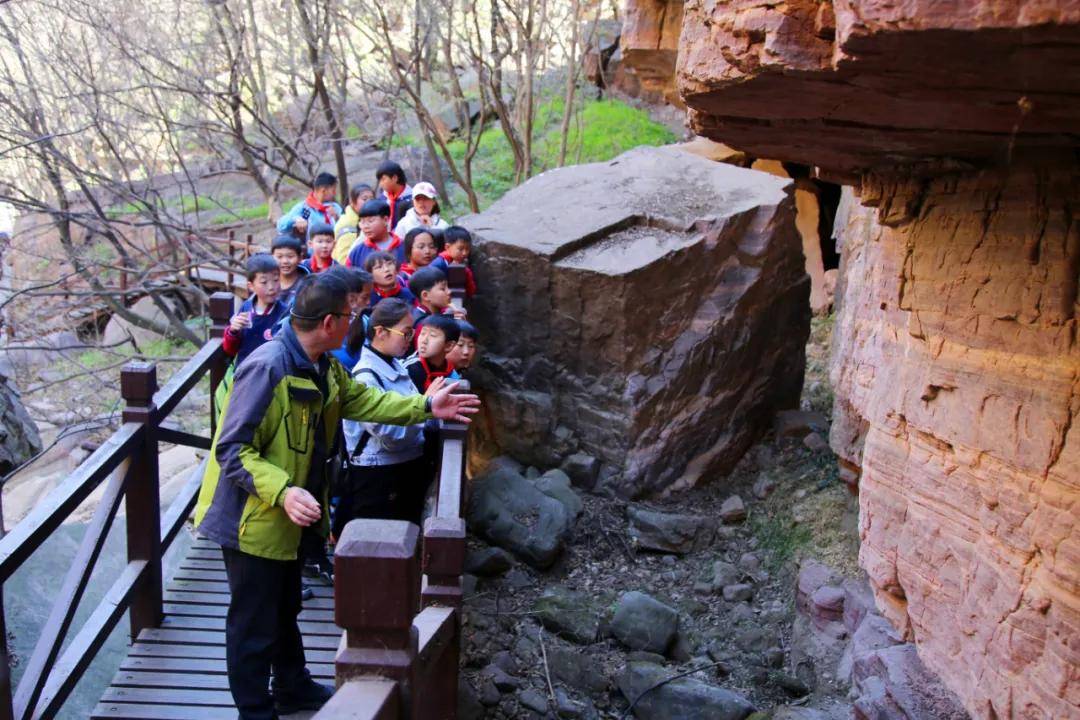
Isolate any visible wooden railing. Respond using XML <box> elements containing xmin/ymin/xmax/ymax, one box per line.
<box><xmin>0</xmin><ymin>291</ymin><xmax>236</xmax><ymax>720</ymax></box>
<box><xmin>0</xmin><ymin>262</ymin><xmax>472</xmax><ymax>720</ymax></box>
<box><xmin>313</xmin><ymin>264</ymin><xmax>471</xmax><ymax>720</ymax></box>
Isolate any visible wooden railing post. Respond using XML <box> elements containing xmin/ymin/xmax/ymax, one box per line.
<box><xmin>334</xmin><ymin>520</ymin><xmax>419</xmax><ymax>716</ymax></box>
<box><xmin>208</xmin><ymin>291</ymin><xmax>234</xmax><ymax>438</ymax></box>
<box><xmin>225</xmin><ymin>230</ymin><xmax>236</xmax><ymax>292</ymax></box>
<box><xmin>121</xmin><ymin>362</ymin><xmax>162</xmax><ymax>639</ymax></box>
<box><xmin>446</xmin><ymin>264</ymin><xmax>467</xmax><ymax>305</ymax></box>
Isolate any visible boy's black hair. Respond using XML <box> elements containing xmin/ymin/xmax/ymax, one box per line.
<box><xmin>245</xmin><ymin>253</ymin><xmax>280</xmax><ymax>281</ymax></box>
<box><xmin>308</xmin><ymin>220</ymin><xmax>334</xmax><ymax>239</ymax></box>
<box><xmin>326</xmin><ymin>266</ymin><xmax>373</xmax><ymax>294</ymax></box>
<box><xmin>404</xmin><ymin>227</ymin><xmax>443</xmax><ymax>259</ymax></box>
<box><xmin>313</xmin><ymin>172</ymin><xmax>337</xmax><ymax>189</ymax></box>
<box><xmin>375</xmin><ymin>160</ymin><xmax>406</xmax><ymax>186</ymax></box>
<box><xmin>456</xmin><ymin>320</ymin><xmax>479</xmax><ymax>342</ymax></box>
<box><xmin>290</xmin><ymin>273</ymin><xmax>347</xmax><ymax>332</ymax></box>
<box><xmin>363</xmin><ymin>251</ymin><xmax>399</xmax><ymax>272</ymax></box>
<box><xmin>365</xmin><ymin>297</ymin><xmax>412</xmax><ymax>343</ymax></box>
<box><xmin>419</xmin><ymin>314</ymin><xmax>460</xmax><ymax>345</ymax></box>
<box><xmin>358</xmin><ymin>199</ymin><xmax>390</xmax><ymax>218</ymax></box>
<box><xmin>443</xmin><ymin>225</ymin><xmax>472</xmax><ymax>246</ymax></box>
<box><xmin>270</xmin><ymin>234</ymin><xmax>302</xmax><ymax>255</ymax></box>
<box><xmin>408</xmin><ymin>266</ymin><xmax>448</xmax><ymax>299</ymax></box>
<box><xmin>349</xmin><ymin>183</ymin><xmax>374</xmax><ymax>204</ymax></box>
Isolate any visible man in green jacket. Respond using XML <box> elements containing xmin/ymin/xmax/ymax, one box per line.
<box><xmin>195</xmin><ymin>273</ymin><xmax>479</xmax><ymax>719</ymax></box>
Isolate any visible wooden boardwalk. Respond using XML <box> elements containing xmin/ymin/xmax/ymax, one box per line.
<box><xmin>91</xmin><ymin>537</ymin><xmax>337</xmax><ymax>719</ymax></box>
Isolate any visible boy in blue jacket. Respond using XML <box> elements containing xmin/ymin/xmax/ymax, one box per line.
<box><xmin>222</xmin><ymin>254</ymin><xmax>288</xmax><ymax>367</ymax></box>
<box><xmin>277</xmin><ymin>172</ymin><xmax>342</xmax><ymax>245</ymax></box>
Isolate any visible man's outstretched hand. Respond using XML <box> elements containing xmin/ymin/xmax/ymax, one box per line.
<box><xmin>430</xmin><ymin>381</ymin><xmax>481</xmax><ymax>423</ymax></box>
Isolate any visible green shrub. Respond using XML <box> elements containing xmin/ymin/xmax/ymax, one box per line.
<box><xmin>443</xmin><ymin>97</ymin><xmax>676</xmax><ymax>211</ymax></box>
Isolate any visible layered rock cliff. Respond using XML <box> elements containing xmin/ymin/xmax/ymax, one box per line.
<box><xmin>673</xmin><ymin>0</ymin><xmax>1080</xmax><ymax>716</ymax></box>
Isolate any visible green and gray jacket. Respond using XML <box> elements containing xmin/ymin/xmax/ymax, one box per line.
<box><xmin>195</xmin><ymin>323</ymin><xmax>430</xmax><ymax>560</ymax></box>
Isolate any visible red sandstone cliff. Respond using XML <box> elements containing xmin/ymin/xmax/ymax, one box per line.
<box><xmin>672</xmin><ymin>0</ymin><xmax>1080</xmax><ymax>717</ymax></box>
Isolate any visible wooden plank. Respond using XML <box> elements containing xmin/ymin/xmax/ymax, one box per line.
<box><xmin>171</xmin><ymin>568</ymin><xmax>227</xmax><ymax>582</ymax></box>
<box><xmin>126</xmin><ymin>643</ymin><xmax>336</xmax><ymax>664</ymax></box>
<box><xmin>176</xmin><ymin>559</ymin><xmax>222</xmax><ymax>570</ymax></box>
<box><xmin>167</xmin><ymin>580</ymin><xmax>229</xmax><ymax>594</ymax></box>
<box><xmin>163</xmin><ymin>602</ymin><xmax>334</xmax><ymax>622</ymax></box>
<box><xmin>311</xmin><ymin>680</ymin><xmax>399</xmax><ymax>720</ymax></box>
<box><xmin>184</xmin><ymin>549</ymin><xmax>222</xmax><ymax>560</ymax></box>
<box><xmin>109</xmin><ymin>671</ymin><xmax>231</xmax><ymax>690</ymax></box>
<box><xmin>118</xmin><ymin>656</ymin><xmax>336</xmax><ymax>678</ymax></box>
<box><xmin>136</xmin><ymin>627</ymin><xmax>341</xmax><ymax>650</ymax></box>
<box><xmin>99</xmin><ymin>687</ymin><xmax>234</xmax><ymax>707</ymax></box>
<box><xmin>163</xmin><ymin>590</ymin><xmax>333</xmax><ymax>609</ymax></box>
<box><xmin>92</xmin><ymin>701</ymin><xmax>238</xmax><ymax>719</ymax></box>
<box><xmin>162</xmin><ymin>591</ymin><xmax>230</xmax><ymax>606</ymax></box>
<box><xmin>160</xmin><ymin>614</ymin><xmax>341</xmax><ymax>636</ymax></box>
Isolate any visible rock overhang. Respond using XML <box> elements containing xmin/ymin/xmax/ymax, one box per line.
<box><xmin>676</xmin><ymin>0</ymin><xmax>1080</xmax><ymax>177</ymax></box>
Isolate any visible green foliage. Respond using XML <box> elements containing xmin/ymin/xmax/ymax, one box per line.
<box><xmin>208</xmin><ymin>203</ymin><xmax>269</xmax><ymax>226</ymax></box>
<box><xmin>444</xmin><ymin>97</ymin><xmax>676</xmax><ymax>211</ymax></box>
<box><xmin>750</xmin><ymin>513</ymin><xmax>813</xmax><ymax>572</ymax></box>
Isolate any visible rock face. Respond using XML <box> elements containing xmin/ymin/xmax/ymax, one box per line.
<box><xmin>675</xmin><ymin>1</ymin><xmax>1080</xmax><ymax>716</ymax></box>
<box><xmin>828</xmin><ymin>168</ymin><xmax>1080</xmax><ymax>719</ymax></box>
<box><xmin>461</xmin><ymin>146</ymin><xmax>810</xmax><ymax>498</ymax></box>
<box><xmin>620</xmin><ymin>0</ymin><xmax>685</xmax><ymax>105</ymax></box>
<box><xmin>677</xmin><ymin>1</ymin><xmax>1080</xmax><ymax>179</ymax></box>
<box><xmin>0</xmin><ymin>371</ymin><xmax>41</xmax><ymax>477</ymax></box>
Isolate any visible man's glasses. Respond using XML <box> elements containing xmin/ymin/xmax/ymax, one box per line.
<box><xmin>330</xmin><ymin>311</ymin><xmax>361</xmax><ymax>322</ymax></box>
<box><xmin>379</xmin><ymin>325</ymin><xmax>415</xmax><ymax>340</ymax></box>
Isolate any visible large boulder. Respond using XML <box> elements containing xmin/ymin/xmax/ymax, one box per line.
<box><xmin>461</xmin><ymin>146</ymin><xmax>809</xmax><ymax>498</ymax></box>
<box><xmin>466</xmin><ymin>466</ymin><xmax>572</xmax><ymax>569</ymax></box>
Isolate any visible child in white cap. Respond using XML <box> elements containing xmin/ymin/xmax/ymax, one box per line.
<box><xmin>394</xmin><ymin>181</ymin><xmax>450</xmax><ymax>237</ymax></box>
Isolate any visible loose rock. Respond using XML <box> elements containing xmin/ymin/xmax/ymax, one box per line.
<box><xmin>532</xmin><ymin>469</ymin><xmax>584</xmax><ymax>521</ymax></box>
<box><xmin>719</xmin><ymin>495</ymin><xmax>747</xmax><ymax>524</ymax></box>
<box><xmin>464</xmin><ymin>546</ymin><xmax>515</xmax><ymax>577</ymax></box>
<box><xmin>618</xmin><ymin>661</ymin><xmax>756</xmax><ymax>720</ymax></box>
<box><xmin>466</xmin><ymin>466</ymin><xmax>572</xmax><ymax>569</ymax></box>
<box><xmin>560</xmin><ymin>453</ymin><xmax>600</xmax><ymax>490</ymax></box>
<box><xmin>533</xmin><ymin>587</ymin><xmax>600</xmax><ymax>645</ymax></box>
<box><xmin>609</xmin><ymin>591</ymin><xmax>679</xmax><ymax>654</ymax></box>
<box><xmin>627</xmin><ymin>506</ymin><xmax>717</xmax><ymax>554</ymax></box>
<box><xmin>722</xmin><ymin>583</ymin><xmax>754</xmax><ymax>602</ymax></box>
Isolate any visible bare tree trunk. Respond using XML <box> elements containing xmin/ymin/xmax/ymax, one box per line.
<box><xmin>558</xmin><ymin>0</ymin><xmax>583</xmax><ymax>166</ymax></box>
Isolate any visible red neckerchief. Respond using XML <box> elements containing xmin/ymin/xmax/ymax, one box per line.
<box><xmin>374</xmin><ymin>281</ymin><xmax>405</xmax><ymax>299</ymax></box>
<box><xmin>400</xmin><ymin>262</ymin><xmax>416</xmax><ymax>276</ymax></box>
<box><xmin>385</xmin><ymin>186</ymin><xmax>404</xmax><ymax>224</ymax></box>
<box><xmin>363</xmin><ymin>232</ymin><xmax>402</xmax><ymax>252</ymax></box>
<box><xmin>438</xmin><ymin>249</ymin><xmax>455</xmax><ymax>263</ymax></box>
<box><xmin>305</xmin><ymin>191</ymin><xmax>336</xmax><ymax>224</ymax></box>
<box><xmin>420</xmin><ymin>357</ymin><xmax>454</xmax><ymax>390</ymax></box>
<box><xmin>308</xmin><ymin>255</ymin><xmax>334</xmax><ymax>273</ymax></box>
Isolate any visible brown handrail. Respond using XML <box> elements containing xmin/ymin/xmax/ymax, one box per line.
<box><xmin>0</xmin><ymin>291</ymin><xmax>236</xmax><ymax>720</ymax></box>
<box><xmin>314</xmin><ymin>264</ymin><xmax>471</xmax><ymax>720</ymax></box>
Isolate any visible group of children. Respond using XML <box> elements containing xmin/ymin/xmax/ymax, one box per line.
<box><xmin>226</xmin><ymin>164</ymin><xmax>481</xmax><ymax>587</ymax></box>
